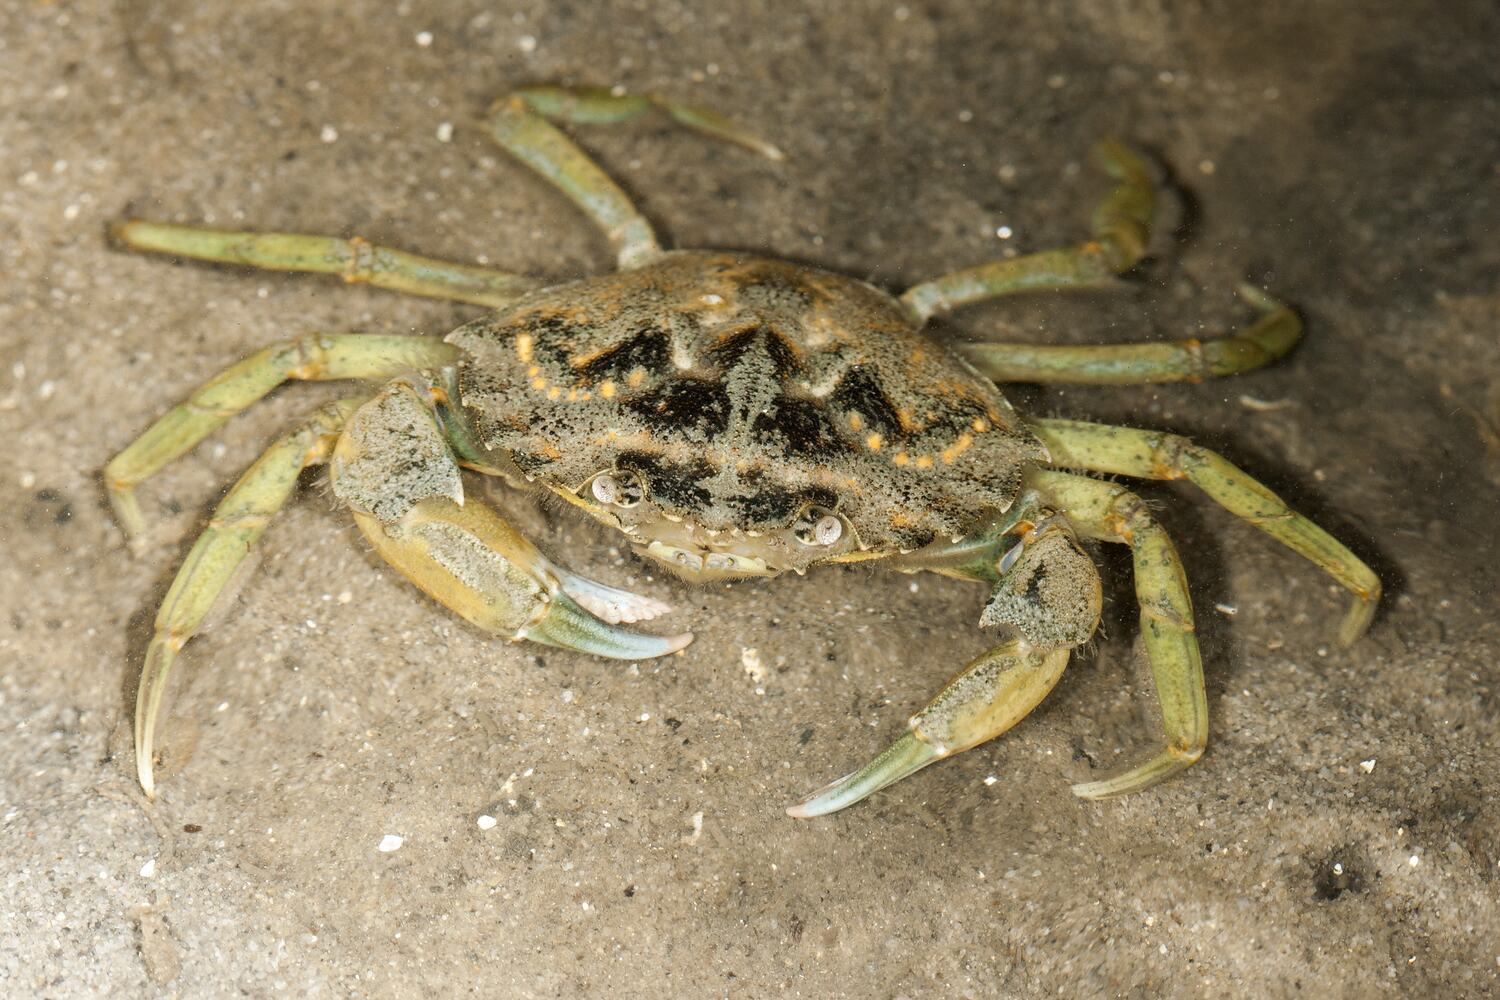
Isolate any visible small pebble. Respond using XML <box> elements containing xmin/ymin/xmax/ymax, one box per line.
<box><xmin>1359</xmin><ymin>758</ymin><xmax>1376</xmax><ymax>773</ymax></box>
<box><xmin>139</xmin><ymin>858</ymin><xmax>156</xmax><ymax>878</ymax></box>
<box><xmin>377</xmin><ymin>834</ymin><xmax>403</xmax><ymax>853</ymax></box>
<box><xmin>320</xmin><ymin>125</ymin><xmax>339</xmax><ymax>143</ymax></box>
<box><xmin>476</xmin><ymin>815</ymin><xmax>497</xmax><ymax>830</ymax></box>
<box><xmin>414</xmin><ymin>30</ymin><xmax>433</xmax><ymax>47</ymax></box>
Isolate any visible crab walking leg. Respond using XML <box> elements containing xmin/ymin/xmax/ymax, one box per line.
<box><xmin>105</xmin><ymin>334</ymin><xmax>460</xmax><ymax>541</ymax></box>
<box><xmin>900</xmin><ymin>140</ymin><xmax>1155</xmax><ymax>323</ymax></box>
<box><xmin>958</xmin><ymin>284</ymin><xmax>1301</xmax><ymax>385</ymax></box>
<box><xmin>1029</xmin><ymin>470</ymin><xmax>1208</xmax><ymax>799</ymax></box>
<box><xmin>511</xmin><ymin>85</ymin><xmax>785</xmax><ymax>162</ymax></box>
<box><xmin>348</xmin><ymin>497</ymin><xmax>692</xmax><ymax>660</ymax></box>
<box><xmin>110</xmin><ymin>221</ymin><xmax>537</xmax><ymax>307</ymax></box>
<box><xmin>134</xmin><ymin>397</ymin><xmax>366</xmax><ymax>797</ymax></box>
<box><xmin>483</xmin><ymin>86</ymin><xmax>781</xmax><ymax>270</ymax></box>
<box><xmin>788</xmin><ymin>638</ymin><xmax>1072</xmax><ymax>817</ymax></box>
<box><xmin>1030</xmin><ymin>418</ymin><xmax>1380</xmax><ymax>645</ymax></box>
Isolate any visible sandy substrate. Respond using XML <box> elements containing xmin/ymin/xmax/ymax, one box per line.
<box><xmin>3</xmin><ymin>1</ymin><xmax>1498</xmax><ymax>996</ymax></box>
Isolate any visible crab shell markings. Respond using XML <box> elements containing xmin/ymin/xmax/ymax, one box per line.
<box><xmin>452</xmin><ymin>250</ymin><xmax>1047</xmax><ymax>581</ymax></box>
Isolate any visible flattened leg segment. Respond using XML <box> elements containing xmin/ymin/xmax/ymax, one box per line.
<box><xmin>110</xmin><ymin>221</ymin><xmax>536</xmax><ymax>307</ymax></box>
<box><xmin>106</xmin><ymin>333</ymin><xmax>459</xmax><ymax>542</ymax></box>
<box><xmin>900</xmin><ymin>140</ymin><xmax>1155</xmax><ymax>323</ymax></box>
<box><xmin>134</xmin><ymin>397</ymin><xmax>366</xmax><ymax>797</ymax></box>
<box><xmin>1029</xmin><ymin>418</ymin><xmax>1381</xmax><ymax>645</ymax></box>
<box><xmin>483</xmin><ymin>85</ymin><xmax>782</xmax><ymax>270</ymax></box>
<box><xmin>1030</xmin><ymin>469</ymin><xmax>1208</xmax><ymax>799</ymax></box>
<box><xmin>958</xmin><ymin>284</ymin><xmax>1303</xmax><ymax>386</ymax></box>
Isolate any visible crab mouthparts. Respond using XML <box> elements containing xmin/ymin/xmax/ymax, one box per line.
<box><xmin>642</xmin><ymin>539</ymin><xmax>775</xmax><ymax>580</ymax></box>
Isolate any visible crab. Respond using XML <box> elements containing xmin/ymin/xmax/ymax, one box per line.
<box><xmin>107</xmin><ymin>85</ymin><xmax>1380</xmax><ymax>814</ymax></box>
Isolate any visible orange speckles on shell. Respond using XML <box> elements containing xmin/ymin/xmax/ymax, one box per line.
<box><xmin>940</xmin><ymin>433</ymin><xmax>974</xmax><ymax>464</ymax></box>
<box><xmin>448</xmin><ymin>250</ymin><xmax>1048</xmax><ymax>550</ymax></box>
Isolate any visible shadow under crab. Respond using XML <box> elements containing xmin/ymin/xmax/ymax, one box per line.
<box><xmin>105</xmin><ymin>84</ymin><xmax>1380</xmax><ymax>814</ymax></box>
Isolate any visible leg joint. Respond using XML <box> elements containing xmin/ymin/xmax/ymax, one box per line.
<box><xmin>288</xmin><ymin>331</ymin><xmax>338</xmax><ymax>379</ymax></box>
<box><xmin>1107</xmin><ymin>489</ymin><xmax>1157</xmax><ymax>540</ymax></box>
<box><xmin>1147</xmin><ymin>432</ymin><xmax>1194</xmax><ymax>479</ymax></box>
<box><xmin>1169</xmin><ymin>740</ymin><xmax>1205</xmax><ymax>765</ymax></box>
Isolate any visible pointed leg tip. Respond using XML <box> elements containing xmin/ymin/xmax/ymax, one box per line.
<box><xmin>784</xmin><ymin>772</ymin><xmax>858</xmax><ymax>819</ymax></box>
<box><xmin>1069</xmin><ymin>779</ymin><xmax>1112</xmax><ymax>800</ymax></box>
<box><xmin>136</xmin><ymin>762</ymin><xmax>157</xmax><ymax>799</ymax></box>
<box><xmin>1335</xmin><ymin>596</ymin><xmax>1377</xmax><ymax>648</ymax></box>
<box><xmin>784</xmin><ymin>733</ymin><xmax>942</xmax><ymax>819</ymax></box>
<box><xmin>661</xmin><ymin>630</ymin><xmax>694</xmax><ymax>655</ymax></box>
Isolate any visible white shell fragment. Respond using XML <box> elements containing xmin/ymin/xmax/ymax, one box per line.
<box><xmin>377</xmin><ymin>834</ymin><xmax>404</xmax><ymax>853</ymax></box>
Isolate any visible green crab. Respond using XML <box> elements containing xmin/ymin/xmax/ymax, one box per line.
<box><xmin>106</xmin><ymin>85</ymin><xmax>1379</xmax><ymax>814</ymax></box>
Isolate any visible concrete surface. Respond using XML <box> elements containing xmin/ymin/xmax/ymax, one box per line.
<box><xmin>2</xmin><ymin>0</ymin><xmax>1498</xmax><ymax>996</ymax></box>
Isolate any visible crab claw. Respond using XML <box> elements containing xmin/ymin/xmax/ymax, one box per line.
<box><xmin>551</xmin><ymin>566</ymin><xmax>674</xmax><ymax>624</ymax></box>
<box><xmin>521</xmin><ymin>591</ymin><xmax>692</xmax><ymax>660</ymax></box>
<box><xmin>789</xmin><ymin>640</ymin><xmax>1071</xmax><ymax>817</ymax></box>
<box><xmin>786</xmin><ymin>732</ymin><xmax>941</xmax><ymax>818</ymax></box>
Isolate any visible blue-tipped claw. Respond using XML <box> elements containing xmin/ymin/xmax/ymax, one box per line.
<box><xmin>521</xmin><ymin>591</ymin><xmax>692</xmax><ymax>660</ymax></box>
<box><xmin>785</xmin><ymin>731</ymin><xmax>941</xmax><ymax>818</ymax></box>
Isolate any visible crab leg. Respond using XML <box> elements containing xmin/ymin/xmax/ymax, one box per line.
<box><xmin>509</xmin><ymin>85</ymin><xmax>784</xmax><ymax>161</ymax></box>
<box><xmin>110</xmin><ymin>221</ymin><xmax>537</xmax><ymax>307</ymax></box>
<box><xmin>900</xmin><ymin>140</ymin><xmax>1155</xmax><ymax>323</ymax></box>
<box><xmin>788</xmin><ymin>638</ymin><xmax>1072</xmax><ymax>817</ymax></box>
<box><xmin>483</xmin><ymin>85</ymin><xmax>782</xmax><ymax>270</ymax></box>
<box><xmin>958</xmin><ymin>283</ymin><xmax>1302</xmax><ymax>384</ymax></box>
<box><xmin>1029</xmin><ymin>418</ymin><xmax>1380</xmax><ymax>645</ymax></box>
<box><xmin>133</xmin><ymin>396</ymin><xmax>366</xmax><ymax>797</ymax></box>
<box><xmin>106</xmin><ymin>333</ymin><xmax>459</xmax><ymax>541</ymax></box>
<box><xmin>1029</xmin><ymin>469</ymin><xmax>1210</xmax><ymax>798</ymax></box>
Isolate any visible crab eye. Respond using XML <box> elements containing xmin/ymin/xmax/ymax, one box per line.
<box><xmin>590</xmin><ymin>470</ymin><xmax>644</xmax><ymax>507</ymax></box>
<box><xmin>793</xmin><ymin>506</ymin><xmax>844</xmax><ymax>546</ymax></box>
